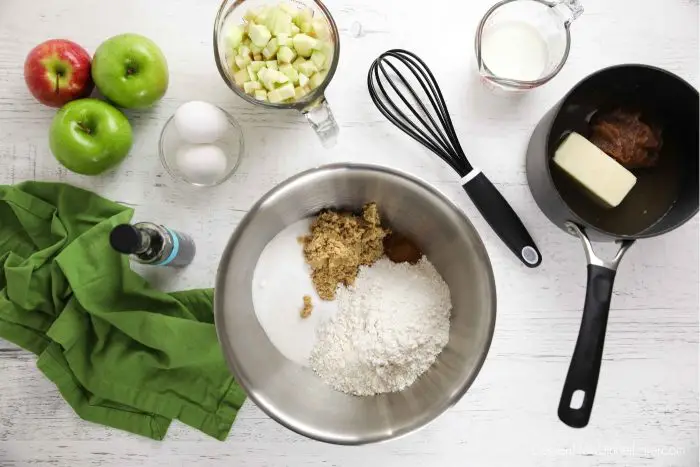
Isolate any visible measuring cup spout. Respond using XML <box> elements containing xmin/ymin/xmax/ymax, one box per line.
<box><xmin>552</xmin><ymin>0</ymin><xmax>584</xmax><ymax>26</ymax></box>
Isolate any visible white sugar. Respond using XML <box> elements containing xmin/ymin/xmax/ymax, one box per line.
<box><xmin>251</xmin><ymin>218</ymin><xmax>338</xmax><ymax>366</ymax></box>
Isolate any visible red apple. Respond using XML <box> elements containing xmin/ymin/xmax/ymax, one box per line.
<box><xmin>24</xmin><ymin>39</ymin><xmax>94</xmax><ymax>107</ymax></box>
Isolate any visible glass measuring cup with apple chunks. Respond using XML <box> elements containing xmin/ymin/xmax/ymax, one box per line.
<box><xmin>475</xmin><ymin>0</ymin><xmax>583</xmax><ymax>91</ymax></box>
<box><xmin>214</xmin><ymin>0</ymin><xmax>340</xmax><ymax>147</ymax></box>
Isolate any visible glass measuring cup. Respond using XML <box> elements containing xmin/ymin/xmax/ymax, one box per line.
<box><xmin>475</xmin><ymin>0</ymin><xmax>583</xmax><ymax>91</ymax></box>
<box><xmin>214</xmin><ymin>0</ymin><xmax>340</xmax><ymax>147</ymax></box>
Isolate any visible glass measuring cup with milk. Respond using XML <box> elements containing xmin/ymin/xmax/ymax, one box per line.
<box><xmin>475</xmin><ymin>0</ymin><xmax>583</xmax><ymax>91</ymax></box>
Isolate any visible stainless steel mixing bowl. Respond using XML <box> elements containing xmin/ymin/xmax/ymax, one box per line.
<box><xmin>215</xmin><ymin>163</ymin><xmax>497</xmax><ymax>444</ymax></box>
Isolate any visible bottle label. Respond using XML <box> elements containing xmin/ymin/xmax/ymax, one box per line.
<box><xmin>158</xmin><ymin>228</ymin><xmax>181</xmax><ymax>266</ymax></box>
<box><xmin>157</xmin><ymin>229</ymin><xmax>196</xmax><ymax>267</ymax></box>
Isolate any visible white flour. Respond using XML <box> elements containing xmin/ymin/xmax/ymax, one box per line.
<box><xmin>252</xmin><ymin>219</ymin><xmax>338</xmax><ymax>366</ymax></box>
<box><xmin>310</xmin><ymin>257</ymin><xmax>452</xmax><ymax>396</ymax></box>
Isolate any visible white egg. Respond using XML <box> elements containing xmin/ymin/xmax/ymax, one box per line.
<box><xmin>175</xmin><ymin>144</ymin><xmax>229</xmax><ymax>185</ymax></box>
<box><xmin>173</xmin><ymin>101</ymin><xmax>229</xmax><ymax>144</ymax></box>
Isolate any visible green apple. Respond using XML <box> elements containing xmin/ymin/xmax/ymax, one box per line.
<box><xmin>92</xmin><ymin>33</ymin><xmax>169</xmax><ymax>109</ymax></box>
<box><xmin>49</xmin><ymin>98</ymin><xmax>133</xmax><ymax>175</ymax></box>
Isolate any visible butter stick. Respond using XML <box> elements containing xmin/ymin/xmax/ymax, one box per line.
<box><xmin>554</xmin><ymin>132</ymin><xmax>637</xmax><ymax>208</ymax></box>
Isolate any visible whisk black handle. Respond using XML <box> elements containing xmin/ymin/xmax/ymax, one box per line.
<box><xmin>462</xmin><ymin>171</ymin><xmax>542</xmax><ymax>267</ymax></box>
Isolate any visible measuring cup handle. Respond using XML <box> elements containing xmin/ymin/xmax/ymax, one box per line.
<box><xmin>553</xmin><ymin>0</ymin><xmax>584</xmax><ymax>26</ymax></box>
<box><xmin>302</xmin><ymin>96</ymin><xmax>339</xmax><ymax>148</ymax></box>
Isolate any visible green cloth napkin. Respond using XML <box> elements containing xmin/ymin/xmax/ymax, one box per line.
<box><xmin>0</xmin><ymin>181</ymin><xmax>245</xmax><ymax>440</ymax></box>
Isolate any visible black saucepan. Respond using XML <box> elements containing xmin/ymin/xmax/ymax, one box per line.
<box><xmin>526</xmin><ymin>65</ymin><xmax>699</xmax><ymax>428</ymax></box>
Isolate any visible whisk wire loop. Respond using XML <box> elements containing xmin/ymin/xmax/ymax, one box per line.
<box><xmin>368</xmin><ymin>49</ymin><xmax>474</xmax><ymax>176</ymax></box>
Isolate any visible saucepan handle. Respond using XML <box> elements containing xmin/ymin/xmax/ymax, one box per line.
<box><xmin>559</xmin><ymin>223</ymin><xmax>635</xmax><ymax>428</ymax></box>
<box><xmin>558</xmin><ymin>264</ymin><xmax>616</xmax><ymax>428</ymax></box>
<box><xmin>462</xmin><ymin>171</ymin><xmax>542</xmax><ymax>267</ymax></box>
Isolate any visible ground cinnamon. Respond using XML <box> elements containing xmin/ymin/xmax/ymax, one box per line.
<box><xmin>383</xmin><ymin>232</ymin><xmax>423</xmax><ymax>264</ymax></box>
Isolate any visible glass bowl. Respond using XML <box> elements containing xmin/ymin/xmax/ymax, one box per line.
<box><xmin>213</xmin><ymin>0</ymin><xmax>340</xmax><ymax>146</ymax></box>
<box><xmin>158</xmin><ymin>106</ymin><xmax>244</xmax><ymax>187</ymax></box>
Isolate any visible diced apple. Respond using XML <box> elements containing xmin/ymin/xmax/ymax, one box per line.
<box><xmin>293</xmin><ymin>34</ymin><xmax>317</xmax><ymax>57</ymax></box>
<box><xmin>277</xmin><ymin>46</ymin><xmax>296</xmax><ymax>64</ymax></box>
<box><xmin>250</xmin><ymin>43</ymin><xmax>264</xmax><ymax>54</ymax></box>
<box><xmin>309</xmin><ymin>76</ymin><xmax>322</xmax><ymax>89</ymax></box>
<box><xmin>250</xmin><ymin>61</ymin><xmax>265</xmax><ymax>72</ymax></box>
<box><xmin>254</xmin><ymin>6</ymin><xmax>271</xmax><ymax>24</ymax></box>
<box><xmin>295</xmin><ymin>85</ymin><xmax>312</xmax><ymax>100</ymax></box>
<box><xmin>297</xmin><ymin>60</ymin><xmax>318</xmax><ymax>76</ymax></box>
<box><xmin>309</xmin><ymin>71</ymin><xmax>327</xmax><ymax>89</ymax></box>
<box><xmin>268</xmin><ymin>89</ymin><xmax>284</xmax><ymax>103</ymax></box>
<box><xmin>280</xmin><ymin>3</ymin><xmax>299</xmax><ymax>19</ymax></box>
<box><xmin>276</xmin><ymin>33</ymin><xmax>291</xmax><ymax>47</ymax></box>
<box><xmin>311</xmin><ymin>19</ymin><xmax>330</xmax><ymax>40</ymax></box>
<box><xmin>276</xmin><ymin>82</ymin><xmax>296</xmax><ymax>100</ymax></box>
<box><xmin>262</xmin><ymin>37</ymin><xmax>279</xmax><ymax>59</ymax></box>
<box><xmin>225</xmin><ymin>25</ymin><xmax>245</xmax><ymax>50</ymax></box>
<box><xmin>279</xmin><ymin>63</ymin><xmax>299</xmax><ymax>84</ymax></box>
<box><xmin>266</xmin><ymin>8</ymin><xmax>293</xmax><ymax>36</ymax></box>
<box><xmin>226</xmin><ymin>5</ymin><xmax>333</xmax><ymax>104</ymax></box>
<box><xmin>271</xmin><ymin>69</ymin><xmax>289</xmax><ymax>84</ymax></box>
<box><xmin>234</xmin><ymin>69</ymin><xmax>249</xmax><ymax>86</ymax></box>
<box><xmin>243</xmin><ymin>9</ymin><xmax>257</xmax><ymax>22</ymax></box>
<box><xmin>238</xmin><ymin>45</ymin><xmax>251</xmax><ymax>58</ymax></box>
<box><xmin>318</xmin><ymin>41</ymin><xmax>334</xmax><ymax>69</ymax></box>
<box><xmin>261</xmin><ymin>74</ymin><xmax>276</xmax><ymax>91</ymax></box>
<box><xmin>246</xmin><ymin>65</ymin><xmax>257</xmax><ymax>82</ymax></box>
<box><xmin>234</xmin><ymin>55</ymin><xmax>251</xmax><ymax>69</ymax></box>
<box><xmin>294</xmin><ymin>86</ymin><xmax>306</xmax><ymax>100</ymax></box>
<box><xmin>261</xmin><ymin>68</ymin><xmax>288</xmax><ymax>89</ymax></box>
<box><xmin>294</xmin><ymin>8</ymin><xmax>313</xmax><ymax>27</ymax></box>
<box><xmin>310</xmin><ymin>50</ymin><xmax>325</xmax><ymax>70</ymax></box>
<box><xmin>258</xmin><ymin>71</ymin><xmax>272</xmax><ymax>90</ymax></box>
<box><xmin>243</xmin><ymin>81</ymin><xmax>262</xmax><ymax>94</ymax></box>
<box><xmin>292</xmin><ymin>56</ymin><xmax>306</xmax><ymax>69</ymax></box>
<box><xmin>249</xmin><ymin>24</ymin><xmax>272</xmax><ymax>47</ymax></box>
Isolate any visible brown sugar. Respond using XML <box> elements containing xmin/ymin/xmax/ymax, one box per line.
<box><xmin>384</xmin><ymin>232</ymin><xmax>423</xmax><ymax>264</ymax></box>
<box><xmin>590</xmin><ymin>109</ymin><xmax>663</xmax><ymax>168</ymax></box>
<box><xmin>300</xmin><ymin>295</ymin><xmax>313</xmax><ymax>318</ymax></box>
<box><xmin>302</xmin><ymin>202</ymin><xmax>389</xmax><ymax>300</ymax></box>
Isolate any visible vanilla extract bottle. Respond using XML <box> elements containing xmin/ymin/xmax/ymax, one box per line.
<box><xmin>109</xmin><ymin>222</ymin><xmax>196</xmax><ymax>267</ymax></box>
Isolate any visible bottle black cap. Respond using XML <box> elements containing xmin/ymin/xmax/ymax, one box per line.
<box><xmin>110</xmin><ymin>224</ymin><xmax>143</xmax><ymax>255</ymax></box>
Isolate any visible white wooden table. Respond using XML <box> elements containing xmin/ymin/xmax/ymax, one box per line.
<box><xmin>1</xmin><ymin>0</ymin><xmax>698</xmax><ymax>465</ymax></box>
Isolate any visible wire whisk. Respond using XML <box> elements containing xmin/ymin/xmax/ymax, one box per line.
<box><xmin>368</xmin><ymin>49</ymin><xmax>541</xmax><ymax>267</ymax></box>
